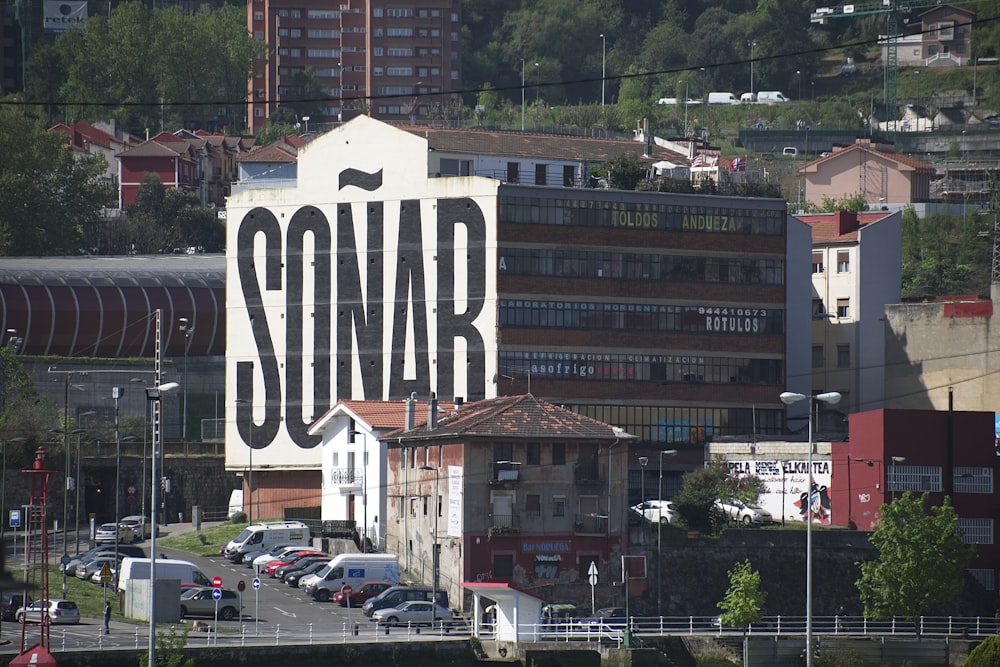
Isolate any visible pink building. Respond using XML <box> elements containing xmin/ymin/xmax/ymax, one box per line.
<box><xmin>799</xmin><ymin>138</ymin><xmax>935</xmax><ymax>208</ymax></box>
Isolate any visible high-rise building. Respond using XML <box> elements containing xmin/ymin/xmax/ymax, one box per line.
<box><xmin>247</xmin><ymin>0</ymin><xmax>462</xmax><ymax>134</ymax></box>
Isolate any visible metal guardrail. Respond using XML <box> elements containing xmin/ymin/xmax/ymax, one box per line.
<box><xmin>11</xmin><ymin>614</ymin><xmax>999</xmax><ymax>654</ymax></box>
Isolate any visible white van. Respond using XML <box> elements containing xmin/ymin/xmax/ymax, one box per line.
<box><xmin>740</xmin><ymin>92</ymin><xmax>756</xmax><ymax>104</ymax></box>
<box><xmin>707</xmin><ymin>92</ymin><xmax>739</xmax><ymax>105</ymax></box>
<box><xmin>757</xmin><ymin>91</ymin><xmax>790</xmax><ymax>103</ymax></box>
<box><xmin>223</xmin><ymin>521</ymin><xmax>311</xmax><ymax>563</ymax></box>
<box><xmin>301</xmin><ymin>553</ymin><xmax>400</xmax><ymax>602</ymax></box>
<box><xmin>117</xmin><ymin>557</ymin><xmax>212</xmax><ymax>593</ymax></box>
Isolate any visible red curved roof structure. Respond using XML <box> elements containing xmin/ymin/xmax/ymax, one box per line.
<box><xmin>0</xmin><ymin>255</ymin><xmax>225</xmax><ymax>358</ymax></box>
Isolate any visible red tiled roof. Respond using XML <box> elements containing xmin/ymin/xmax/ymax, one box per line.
<box><xmin>794</xmin><ymin>210</ymin><xmax>895</xmax><ymax>244</ymax></box>
<box><xmin>238</xmin><ymin>144</ymin><xmax>297</xmax><ymax>163</ymax></box>
<box><xmin>800</xmin><ymin>142</ymin><xmax>934</xmax><ymax>174</ymax></box>
<box><xmin>336</xmin><ymin>399</ymin><xmax>454</xmax><ymax>430</ymax></box>
<box><xmin>394</xmin><ymin>126</ymin><xmax>687</xmax><ymax>164</ymax></box>
<box><xmin>389</xmin><ymin>394</ymin><xmax>626</xmax><ymax>442</ymax></box>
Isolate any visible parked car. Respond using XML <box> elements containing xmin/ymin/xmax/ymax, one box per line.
<box><xmin>275</xmin><ymin>555</ymin><xmax>330</xmax><ymax>581</ymax></box>
<box><xmin>576</xmin><ymin>606</ymin><xmax>627</xmax><ymax>631</ymax></box>
<box><xmin>715</xmin><ymin>500</ymin><xmax>774</xmax><ymax>525</ymax></box>
<box><xmin>16</xmin><ymin>599</ymin><xmax>80</xmax><ymax>625</ymax></box>
<box><xmin>630</xmin><ymin>500</ymin><xmax>676</xmax><ymax>524</ymax></box>
<box><xmin>179</xmin><ymin>587</ymin><xmax>241</xmax><ymax>620</ymax></box>
<box><xmin>284</xmin><ymin>560</ymin><xmax>327</xmax><ymax>588</ymax></box>
<box><xmin>250</xmin><ymin>545</ymin><xmax>302</xmax><ymax>571</ymax></box>
<box><xmin>362</xmin><ymin>586</ymin><xmax>449</xmax><ymax>617</ymax></box>
<box><xmin>95</xmin><ymin>522</ymin><xmax>135</xmax><ymax>545</ymax></box>
<box><xmin>120</xmin><ymin>515</ymin><xmax>154</xmax><ymax>540</ymax></box>
<box><xmin>333</xmin><ymin>581</ymin><xmax>393</xmax><ymax>607</ymax></box>
<box><xmin>370</xmin><ymin>600</ymin><xmax>452</xmax><ymax>626</ymax></box>
<box><xmin>75</xmin><ymin>554</ymin><xmax>122</xmax><ymax>581</ymax></box>
<box><xmin>1</xmin><ymin>594</ymin><xmax>29</xmax><ymax>621</ymax></box>
<box><xmin>264</xmin><ymin>551</ymin><xmax>328</xmax><ymax>578</ymax></box>
<box><xmin>64</xmin><ymin>544</ymin><xmax>144</xmax><ymax>576</ymax></box>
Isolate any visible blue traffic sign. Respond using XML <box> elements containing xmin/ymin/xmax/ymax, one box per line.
<box><xmin>212</xmin><ymin>588</ymin><xmax>223</xmax><ymax>601</ymax></box>
<box><xmin>9</xmin><ymin>510</ymin><xmax>20</xmax><ymax>528</ymax></box>
<box><xmin>252</xmin><ymin>577</ymin><xmax>261</xmax><ymax>590</ymax></box>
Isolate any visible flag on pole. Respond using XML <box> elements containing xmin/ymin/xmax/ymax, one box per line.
<box><xmin>691</xmin><ymin>154</ymin><xmax>704</xmax><ymax>167</ymax></box>
<box><xmin>730</xmin><ymin>156</ymin><xmax>747</xmax><ymax>172</ymax></box>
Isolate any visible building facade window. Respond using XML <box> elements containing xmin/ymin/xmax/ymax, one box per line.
<box><xmin>958</xmin><ymin>518</ymin><xmax>993</xmax><ymax>545</ymax></box>
<box><xmin>812</xmin><ymin>252</ymin><xmax>824</xmax><ymax>273</ymax></box>
<box><xmin>500</xmin><ymin>248</ymin><xmax>784</xmax><ymax>286</ymax></box>
<box><xmin>837</xmin><ymin>250</ymin><xmax>850</xmax><ymax>272</ymax></box>
<box><xmin>837</xmin><ymin>298</ymin><xmax>850</xmax><ymax>318</ymax></box>
<box><xmin>812</xmin><ymin>345</ymin><xmax>824</xmax><ymax>369</ymax></box>
<box><xmin>837</xmin><ymin>344</ymin><xmax>850</xmax><ymax>367</ymax></box>
<box><xmin>552</xmin><ymin>495</ymin><xmax>566</xmax><ymax>517</ymax></box>
<box><xmin>954</xmin><ymin>467</ymin><xmax>993</xmax><ymax>494</ymax></box>
<box><xmin>552</xmin><ymin>443</ymin><xmax>566</xmax><ymax>465</ymax></box>
<box><xmin>526</xmin><ymin>442</ymin><xmax>540</xmax><ymax>465</ymax></box>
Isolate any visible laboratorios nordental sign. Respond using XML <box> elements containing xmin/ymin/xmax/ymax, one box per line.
<box><xmin>225</xmin><ymin>116</ymin><xmax>499</xmax><ymax>470</ymax></box>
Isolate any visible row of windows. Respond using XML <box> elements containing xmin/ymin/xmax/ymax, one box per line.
<box><xmin>499</xmin><ymin>351</ymin><xmax>784</xmax><ymax>385</ymax></box>
<box><xmin>811</xmin><ymin>251</ymin><xmax>850</xmax><ymax>274</ymax></box>
<box><xmin>499</xmin><ymin>301</ymin><xmax>785</xmax><ymax>336</ymax></box>
<box><xmin>812</xmin><ymin>298</ymin><xmax>851</xmax><ymax>319</ymax></box>
<box><xmin>376</xmin><ymin>86</ymin><xmax>415</xmax><ymax>95</ymax></box>
<box><xmin>569</xmin><ymin>404</ymin><xmax>785</xmax><ymax>442</ymax></box>
<box><xmin>898</xmin><ymin>466</ymin><xmax>996</xmax><ymax>495</ymax></box>
<box><xmin>500</xmin><ymin>196</ymin><xmax>786</xmax><ymax>236</ymax></box>
<box><xmin>373</xmin><ymin>8</ymin><xmax>455</xmax><ymax>19</ymax></box>
<box><xmin>501</xmin><ymin>248</ymin><xmax>785</xmax><ymax>286</ymax></box>
<box><xmin>812</xmin><ymin>344</ymin><xmax>851</xmax><ymax>369</ymax></box>
<box><xmin>373</xmin><ymin>47</ymin><xmax>442</xmax><ymax>58</ymax></box>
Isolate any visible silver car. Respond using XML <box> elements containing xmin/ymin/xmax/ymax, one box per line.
<box><xmin>16</xmin><ymin>599</ymin><xmax>80</xmax><ymax>625</ymax></box>
<box><xmin>95</xmin><ymin>522</ymin><xmax>135</xmax><ymax>545</ymax></box>
<box><xmin>370</xmin><ymin>600</ymin><xmax>452</xmax><ymax>626</ymax></box>
<box><xmin>715</xmin><ymin>500</ymin><xmax>773</xmax><ymax>525</ymax></box>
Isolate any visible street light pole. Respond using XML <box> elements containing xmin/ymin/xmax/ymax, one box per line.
<box><xmin>656</xmin><ymin>449</ymin><xmax>677</xmax><ymax>616</ymax></box>
<box><xmin>749</xmin><ymin>40</ymin><xmax>757</xmax><ymax>96</ymax></box>
<box><xmin>235</xmin><ymin>394</ymin><xmax>255</xmax><ymax>524</ymax></box>
<box><xmin>520</xmin><ymin>59</ymin><xmax>525</xmax><ymax>131</ymax></box>
<box><xmin>419</xmin><ymin>464</ymin><xmax>440</xmax><ymax>625</ymax></box>
<box><xmin>178</xmin><ymin>318</ymin><xmax>194</xmax><ymax>442</ymax></box>
<box><xmin>600</xmin><ymin>33</ymin><xmax>606</xmax><ymax>109</ymax></box>
<box><xmin>638</xmin><ymin>456</ymin><xmax>648</xmax><ymax>506</ymax></box>
<box><xmin>780</xmin><ymin>391</ymin><xmax>841</xmax><ymax>667</ymax></box>
<box><xmin>130</xmin><ymin>378</ymin><xmax>149</xmax><ymax>521</ymax></box>
<box><xmin>112</xmin><ymin>386</ymin><xmax>123</xmax><ymax>581</ymax></box>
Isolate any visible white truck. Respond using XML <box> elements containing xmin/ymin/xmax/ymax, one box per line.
<box><xmin>707</xmin><ymin>92</ymin><xmax>739</xmax><ymax>105</ymax></box>
<box><xmin>301</xmin><ymin>553</ymin><xmax>400</xmax><ymax>602</ymax></box>
<box><xmin>757</xmin><ymin>91</ymin><xmax>790</xmax><ymax>103</ymax></box>
<box><xmin>223</xmin><ymin>521</ymin><xmax>311</xmax><ymax>563</ymax></box>
<box><xmin>117</xmin><ymin>557</ymin><xmax>212</xmax><ymax>593</ymax></box>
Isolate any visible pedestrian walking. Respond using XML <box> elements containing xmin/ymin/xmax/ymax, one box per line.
<box><xmin>103</xmin><ymin>601</ymin><xmax>111</xmax><ymax>635</ymax></box>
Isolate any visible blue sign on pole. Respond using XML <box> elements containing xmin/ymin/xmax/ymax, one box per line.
<box><xmin>9</xmin><ymin>510</ymin><xmax>20</xmax><ymax>528</ymax></box>
<box><xmin>252</xmin><ymin>577</ymin><xmax>261</xmax><ymax>590</ymax></box>
<box><xmin>212</xmin><ymin>588</ymin><xmax>223</xmax><ymax>601</ymax></box>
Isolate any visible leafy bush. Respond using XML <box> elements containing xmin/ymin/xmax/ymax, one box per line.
<box><xmin>228</xmin><ymin>511</ymin><xmax>247</xmax><ymax>524</ymax></box>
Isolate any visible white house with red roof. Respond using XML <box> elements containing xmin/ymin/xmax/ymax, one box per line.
<box><xmin>793</xmin><ymin>209</ymin><xmax>901</xmax><ymax>413</ymax></box>
<box><xmin>308</xmin><ymin>398</ymin><xmax>453</xmax><ymax>549</ymax></box>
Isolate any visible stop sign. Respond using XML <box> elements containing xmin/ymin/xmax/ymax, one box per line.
<box><xmin>212</xmin><ymin>575</ymin><xmax>223</xmax><ymax>589</ymax></box>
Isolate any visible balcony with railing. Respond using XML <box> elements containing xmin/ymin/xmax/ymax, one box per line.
<box><xmin>574</xmin><ymin>462</ymin><xmax>603</xmax><ymax>486</ymax></box>
<box><xmin>329</xmin><ymin>467</ymin><xmax>362</xmax><ymax>488</ymax></box>
<box><xmin>488</xmin><ymin>513</ymin><xmax>520</xmax><ymax>537</ymax></box>
<box><xmin>490</xmin><ymin>461</ymin><xmax>521</xmax><ymax>486</ymax></box>
<box><xmin>574</xmin><ymin>513</ymin><xmax>607</xmax><ymax>534</ymax></box>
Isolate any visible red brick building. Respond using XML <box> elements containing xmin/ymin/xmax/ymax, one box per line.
<box><xmin>247</xmin><ymin>0</ymin><xmax>462</xmax><ymax>133</ymax></box>
<box><xmin>834</xmin><ymin>408</ymin><xmax>999</xmax><ymax>590</ymax></box>
<box><xmin>386</xmin><ymin>394</ymin><xmax>628</xmax><ymax>611</ymax></box>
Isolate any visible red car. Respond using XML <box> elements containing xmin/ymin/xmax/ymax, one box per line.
<box><xmin>333</xmin><ymin>581</ymin><xmax>393</xmax><ymax>607</ymax></box>
<box><xmin>264</xmin><ymin>551</ymin><xmax>328</xmax><ymax>578</ymax></box>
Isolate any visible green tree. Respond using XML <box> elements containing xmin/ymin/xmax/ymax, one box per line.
<box><xmin>717</xmin><ymin>558</ymin><xmax>767</xmax><ymax>631</ymax></box>
<box><xmin>856</xmin><ymin>492</ymin><xmax>974</xmax><ymax>632</ymax></box>
<box><xmin>120</xmin><ymin>175</ymin><xmax>223</xmax><ymax>254</ymax></box>
<box><xmin>800</xmin><ymin>193</ymin><xmax>868</xmax><ymax>213</ymax></box>
<box><xmin>603</xmin><ymin>152</ymin><xmax>647</xmax><ymax>190</ymax></box>
<box><xmin>900</xmin><ymin>208</ymin><xmax>992</xmax><ymax>299</ymax></box>
<box><xmin>0</xmin><ymin>107</ymin><xmax>114</xmax><ymax>256</ymax></box>
<box><xmin>672</xmin><ymin>461</ymin><xmax>766</xmax><ymax>532</ymax></box>
<box><xmin>966</xmin><ymin>633</ymin><xmax>1000</xmax><ymax>667</ymax></box>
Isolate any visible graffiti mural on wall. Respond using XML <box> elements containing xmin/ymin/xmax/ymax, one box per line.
<box><xmin>726</xmin><ymin>459</ymin><xmax>833</xmax><ymax>524</ymax></box>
